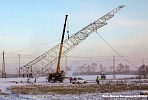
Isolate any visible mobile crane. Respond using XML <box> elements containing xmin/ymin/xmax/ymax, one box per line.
<box><xmin>47</xmin><ymin>15</ymin><xmax>68</xmax><ymax>82</ymax></box>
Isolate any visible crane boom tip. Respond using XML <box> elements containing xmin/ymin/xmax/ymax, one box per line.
<box><xmin>119</xmin><ymin>5</ymin><xmax>125</xmax><ymax>8</ymax></box>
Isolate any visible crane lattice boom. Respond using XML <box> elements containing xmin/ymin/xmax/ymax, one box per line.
<box><xmin>22</xmin><ymin>5</ymin><xmax>125</xmax><ymax>79</ymax></box>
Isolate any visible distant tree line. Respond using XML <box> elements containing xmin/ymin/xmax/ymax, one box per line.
<box><xmin>73</xmin><ymin>63</ymin><xmax>139</xmax><ymax>76</ymax></box>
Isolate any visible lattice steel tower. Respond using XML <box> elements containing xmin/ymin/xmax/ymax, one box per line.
<box><xmin>22</xmin><ymin>5</ymin><xmax>125</xmax><ymax>81</ymax></box>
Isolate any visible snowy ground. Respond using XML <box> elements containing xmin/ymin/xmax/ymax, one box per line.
<box><xmin>0</xmin><ymin>75</ymin><xmax>147</xmax><ymax>100</ymax></box>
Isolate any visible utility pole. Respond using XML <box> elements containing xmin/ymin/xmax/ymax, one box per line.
<box><xmin>30</xmin><ymin>66</ymin><xmax>32</xmax><ymax>77</ymax></box>
<box><xmin>142</xmin><ymin>59</ymin><xmax>146</xmax><ymax>78</ymax></box>
<box><xmin>18</xmin><ymin>54</ymin><xmax>20</xmax><ymax>77</ymax></box>
<box><xmin>142</xmin><ymin>59</ymin><xmax>144</xmax><ymax>65</ymax></box>
<box><xmin>2</xmin><ymin>62</ymin><xmax>3</xmax><ymax>78</ymax></box>
<box><xmin>2</xmin><ymin>51</ymin><xmax>6</xmax><ymax>78</ymax></box>
<box><xmin>113</xmin><ymin>56</ymin><xmax>116</xmax><ymax>79</ymax></box>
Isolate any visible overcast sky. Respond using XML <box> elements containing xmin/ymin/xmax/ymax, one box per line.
<box><xmin>0</xmin><ymin>0</ymin><xmax>148</xmax><ymax>72</ymax></box>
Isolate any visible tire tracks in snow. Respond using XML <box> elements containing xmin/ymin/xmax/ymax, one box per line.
<box><xmin>0</xmin><ymin>83</ymin><xmax>34</xmax><ymax>100</ymax></box>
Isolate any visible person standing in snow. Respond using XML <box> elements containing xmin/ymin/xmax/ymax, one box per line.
<box><xmin>69</xmin><ymin>77</ymin><xmax>73</xmax><ymax>83</ymax></box>
<box><xmin>96</xmin><ymin>76</ymin><xmax>100</xmax><ymax>84</ymax></box>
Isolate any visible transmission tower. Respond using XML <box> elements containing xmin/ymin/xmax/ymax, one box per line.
<box><xmin>22</xmin><ymin>5</ymin><xmax>125</xmax><ymax>80</ymax></box>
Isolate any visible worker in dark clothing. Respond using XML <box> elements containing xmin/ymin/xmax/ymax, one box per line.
<box><xmin>69</xmin><ymin>77</ymin><xmax>73</xmax><ymax>83</ymax></box>
<box><xmin>96</xmin><ymin>76</ymin><xmax>100</xmax><ymax>84</ymax></box>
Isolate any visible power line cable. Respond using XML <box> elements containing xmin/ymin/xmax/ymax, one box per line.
<box><xmin>6</xmin><ymin>38</ymin><xmax>60</xmax><ymax>54</ymax></box>
<box><xmin>95</xmin><ymin>31</ymin><xmax>138</xmax><ymax>68</ymax></box>
<box><xmin>115</xmin><ymin>56</ymin><xmax>148</xmax><ymax>59</ymax></box>
<box><xmin>67</xmin><ymin>55</ymin><xmax>112</xmax><ymax>58</ymax></box>
<box><xmin>5</xmin><ymin>53</ymin><xmax>37</xmax><ymax>57</ymax></box>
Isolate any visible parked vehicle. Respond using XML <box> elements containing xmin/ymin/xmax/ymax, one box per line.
<box><xmin>101</xmin><ymin>73</ymin><xmax>106</xmax><ymax>80</ymax></box>
<box><xmin>72</xmin><ymin>77</ymin><xmax>86</xmax><ymax>84</ymax></box>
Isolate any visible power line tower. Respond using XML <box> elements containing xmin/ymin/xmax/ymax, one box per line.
<box><xmin>2</xmin><ymin>51</ymin><xmax>6</xmax><ymax>78</ymax></box>
<box><xmin>22</xmin><ymin>5</ymin><xmax>125</xmax><ymax>81</ymax></box>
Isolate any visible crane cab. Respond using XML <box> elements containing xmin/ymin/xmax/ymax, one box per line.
<box><xmin>48</xmin><ymin>70</ymin><xmax>65</xmax><ymax>82</ymax></box>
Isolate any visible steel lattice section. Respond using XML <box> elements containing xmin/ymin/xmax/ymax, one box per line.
<box><xmin>22</xmin><ymin>5</ymin><xmax>125</xmax><ymax>79</ymax></box>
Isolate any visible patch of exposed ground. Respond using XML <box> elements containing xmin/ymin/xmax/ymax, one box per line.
<box><xmin>9</xmin><ymin>83</ymin><xmax>148</xmax><ymax>95</ymax></box>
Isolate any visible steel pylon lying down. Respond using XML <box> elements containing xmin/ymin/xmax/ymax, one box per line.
<box><xmin>22</xmin><ymin>5</ymin><xmax>125</xmax><ymax>80</ymax></box>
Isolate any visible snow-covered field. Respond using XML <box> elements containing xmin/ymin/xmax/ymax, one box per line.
<box><xmin>0</xmin><ymin>75</ymin><xmax>147</xmax><ymax>100</ymax></box>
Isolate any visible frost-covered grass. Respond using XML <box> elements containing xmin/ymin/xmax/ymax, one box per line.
<box><xmin>0</xmin><ymin>77</ymin><xmax>148</xmax><ymax>100</ymax></box>
<box><xmin>9</xmin><ymin>83</ymin><xmax>148</xmax><ymax>95</ymax></box>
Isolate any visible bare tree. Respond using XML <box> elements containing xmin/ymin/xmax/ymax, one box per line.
<box><xmin>87</xmin><ymin>65</ymin><xmax>91</xmax><ymax>72</ymax></box>
<box><xmin>100</xmin><ymin>64</ymin><xmax>104</xmax><ymax>72</ymax></box>
<box><xmin>103</xmin><ymin>66</ymin><xmax>106</xmax><ymax>72</ymax></box>
<box><xmin>109</xmin><ymin>66</ymin><xmax>113</xmax><ymax>72</ymax></box>
<box><xmin>118</xmin><ymin>63</ymin><xmax>124</xmax><ymax>73</ymax></box>
<box><xmin>91</xmin><ymin>63</ymin><xmax>97</xmax><ymax>72</ymax></box>
<box><xmin>138</xmin><ymin>64</ymin><xmax>148</xmax><ymax>78</ymax></box>
<box><xmin>124</xmin><ymin>64</ymin><xmax>130</xmax><ymax>72</ymax></box>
